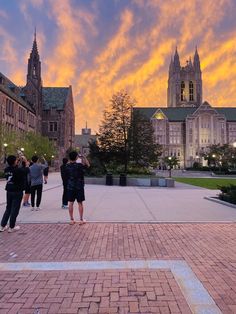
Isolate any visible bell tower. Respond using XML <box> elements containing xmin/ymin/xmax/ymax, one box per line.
<box><xmin>25</xmin><ymin>29</ymin><xmax>43</xmax><ymax>132</ymax></box>
<box><xmin>167</xmin><ymin>47</ymin><xmax>202</xmax><ymax>108</ymax></box>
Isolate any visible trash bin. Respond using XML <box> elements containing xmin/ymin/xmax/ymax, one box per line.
<box><xmin>106</xmin><ymin>173</ymin><xmax>113</xmax><ymax>186</ymax></box>
<box><xmin>119</xmin><ymin>173</ymin><xmax>127</xmax><ymax>186</ymax></box>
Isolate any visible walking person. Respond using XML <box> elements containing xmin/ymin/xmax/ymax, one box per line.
<box><xmin>66</xmin><ymin>151</ymin><xmax>90</xmax><ymax>225</ymax></box>
<box><xmin>60</xmin><ymin>157</ymin><xmax>68</xmax><ymax>209</ymax></box>
<box><xmin>0</xmin><ymin>155</ymin><xmax>28</xmax><ymax>233</ymax></box>
<box><xmin>29</xmin><ymin>155</ymin><xmax>48</xmax><ymax>211</ymax></box>
<box><xmin>43</xmin><ymin>165</ymin><xmax>49</xmax><ymax>184</ymax></box>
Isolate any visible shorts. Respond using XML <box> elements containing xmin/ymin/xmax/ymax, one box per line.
<box><xmin>25</xmin><ymin>184</ymin><xmax>31</xmax><ymax>194</ymax></box>
<box><xmin>67</xmin><ymin>188</ymin><xmax>85</xmax><ymax>203</ymax></box>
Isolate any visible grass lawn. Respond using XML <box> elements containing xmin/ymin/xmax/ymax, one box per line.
<box><xmin>174</xmin><ymin>177</ymin><xmax>236</xmax><ymax>189</ymax></box>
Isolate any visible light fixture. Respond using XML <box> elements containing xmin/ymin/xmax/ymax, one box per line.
<box><xmin>3</xmin><ymin>143</ymin><xmax>8</xmax><ymax>147</ymax></box>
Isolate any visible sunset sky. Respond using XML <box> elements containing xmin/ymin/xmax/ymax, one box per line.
<box><xmin>1</xmin><ymin>0</ymin><xmax>236</xmax><ymax>133</ymax></box>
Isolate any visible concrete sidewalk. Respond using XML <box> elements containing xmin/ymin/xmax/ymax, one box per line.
<box><xmin>1</xmin><ymin>173</ymin><xmax>236</xmax><ymax>223</ymax></box>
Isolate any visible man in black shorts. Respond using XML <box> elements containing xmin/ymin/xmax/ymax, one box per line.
<box><xmin>66</xmin><ymin>151</ymin><xmax>90</xmax><ymax>225</ymax></box>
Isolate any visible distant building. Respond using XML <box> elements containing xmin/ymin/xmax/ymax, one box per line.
<box><xmin>0</xmin><ymin>31</ymin><xmax>75</xmax><ymax>158</ymax></box>
<box><xmin>74</xmin><ymin>124</ymin><xmax>97</xmax><ymax>156</ymax></box>
<box><xmin>134</xmin><ymin>48</ymin><xmax>236</xmax><ymax>168</ymax></box>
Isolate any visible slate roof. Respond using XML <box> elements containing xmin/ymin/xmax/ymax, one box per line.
<box><xmin>133</xmin><ymin>107</ymin><xmax>236</xmax><ymax>122</ymax></box>
<box><xmin>0</xmin><ymin>72</ymin><xmax>35</xmax><ymax>113</ymax></box>
<box><xmin>42</xmin><ymin>87</ymin><xmax>69</xmax><ymax>110</ymax></box>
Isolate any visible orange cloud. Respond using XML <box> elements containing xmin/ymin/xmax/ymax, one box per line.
<box><xmin>2</xmin><ymin>0</ymin><xmax>236</xmax><ymax>133</ymax></box>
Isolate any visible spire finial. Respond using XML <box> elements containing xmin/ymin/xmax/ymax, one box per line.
<box><xmin>34</xmin><ymin>27</ymin><xmax>37</xmax><ymax>41</ymax></box>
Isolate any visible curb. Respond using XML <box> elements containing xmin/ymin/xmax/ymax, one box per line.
<box><xmin>204</xmin><ymin>196</ymin><xmax>236</xmax><ymax>209</ymax></box>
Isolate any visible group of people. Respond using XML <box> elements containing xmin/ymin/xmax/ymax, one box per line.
<box><xmin>0</xmin><ymin>151</ymin><xmax>90</xmax><ymax>233</ymax></box>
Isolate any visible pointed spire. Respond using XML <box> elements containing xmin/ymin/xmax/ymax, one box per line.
<box><xmin>86</xmin><ymin>121</ymin><xmax>88</xmax><ymax>129</ymax></box>
<box><xmin>173</xmin><ymin>46</ymin><xmax>180</xmax><ymax>70</ymax></box>
<box><xmin>34</xmin><ymin>26</ymin><xmax>36</xmax><ymax>41</ymax></box>
<box><xmin>194</xmin><ymin>45</ymin><xmax>201</xmax><ymax>72</ymax></box>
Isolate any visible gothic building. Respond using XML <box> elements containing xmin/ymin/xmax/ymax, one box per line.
<box><xmin>134</xmin><ymin>48</ymin><xmax>236</xmax><ymax>168</ymax></box>
<box><xmin>0</xmin><ymin>32</ymin><xmax>75</xmax><ymax>158</ymax></box>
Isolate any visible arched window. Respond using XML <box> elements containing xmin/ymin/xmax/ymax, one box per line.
<box><xmin>189</xmin><ymin>81</ymin><xmax>194</xmax><ymax>101</ymax></box>
<box><xmin>181</xmin><ymin>81</ymin><xmax>185</xmax><ymax>101</ymax></box>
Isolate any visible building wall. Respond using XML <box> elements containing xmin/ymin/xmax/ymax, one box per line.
<box><xmin>0</xmin><ymin>89</ymin><xmax>36</xmax><ymax>134</ymax></box>
<box><xmin>151</xmin><ymin>105</ymin><xmax>236</xmax><ymax>168</ymax></box>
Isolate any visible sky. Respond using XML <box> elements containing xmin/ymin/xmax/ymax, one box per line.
<box><xmin>1</xmin><ymin>0</ymin><xmax>236</xmax><ymax>133</ymax></box>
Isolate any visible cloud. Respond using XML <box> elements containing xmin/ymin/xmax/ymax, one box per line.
<box><xmin>2</xmin><ymin>0</ymin><xmax>236</xmax><ymax>133</ymax></box>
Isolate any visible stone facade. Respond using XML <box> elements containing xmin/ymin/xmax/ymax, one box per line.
<box><xmin>74</xmin><ymin>124</ymin><xmax>97</xmax><ymax>156</ymax></box>
<box><xmin>167</xmin><ymin>48</ymin><xmax>202</xmax><ymax>108</ymax></box>
<box><xmin>135</xmin><ymin>48</ymin><xmax>236</xmax><ymax>168</ymax></box>
<box><xmin>0</xmin><ymin>33</ymin><xmax>75</xmax><ymax>157</ymax></box>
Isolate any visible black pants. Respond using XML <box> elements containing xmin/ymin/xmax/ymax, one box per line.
<box><xmin>1</xmin><ymin>191</ymin><xmax>23</xmax><ymax>229</ymax></box>
<box><xmin>31</xmin><ymin>184</ymin><xmax>43</xmax><ymax>207</ymax></box>
<box><xmin>62</xmin><ymin>183</ymin><xmax>68</xmax><ymax>206</ymax></box>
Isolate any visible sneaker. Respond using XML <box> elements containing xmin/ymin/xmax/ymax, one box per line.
<box><xmin>78</xmin><ymin>219</ymin><xmax>86</xmax><ymax>225</ymax></box>
<box><xmin>0</xmin><ymin>226</ymin><xmax>8</xmax><ymax>232</ymax></box>
<box><xmin>8</xmin><ymin>226</ymin><xmax>20</xmax><ymax>233</ymax></box>
<box><xmin>23</xmin><ymin>202</ymin><xmax>30</xmax><ymax>207</ymax></box>
<box><xmin>26</xmin><ymin>202</ymin><xmax>31</xmax><ymax>206</ymax></box>
<box><xmin>31</xmin><ymin>207</ymin><xmax>35</xmax><ymax>211</ymax></box>
<box><xmin>62</xmin><ymin>205</ymin><xmax>68</xmax><ymax>209</ymax></box>
<box><xmin>36</xmin><ymin>207</ymin><xmax>41</xmax><ymax>211</ymax></box>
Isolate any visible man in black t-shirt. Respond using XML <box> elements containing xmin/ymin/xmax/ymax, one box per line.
<box><xmin>0</xmin><ymin>155</ymin><xmax>28</xmax><ymax>233</ymax></box>
<box><xmin>65</xmin><ymin>151</ymin><xmax>90</xmax><ymax>225</ymax></box>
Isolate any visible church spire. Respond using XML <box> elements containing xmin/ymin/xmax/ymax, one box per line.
<box><xmin>194</xmin><ymin>46</ymin><xmax>201</xmax><ymax>72</ymax></box>
<box><xmin>173</xmin><ymin>47</ymin><xmax>180</xmax><ymax>71</ymax></box>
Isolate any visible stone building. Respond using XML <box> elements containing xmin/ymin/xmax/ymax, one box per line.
<box><xmin>74</xmin><ymin>124</ymin><xmax>97</xmax><ymax>156</ymax></box>
<box><xmin>134</xmin><ymin>48</ymin><xmax>236</xmax><ymax>168</ymax></box>
<box><xmin>0</xmin><ymin>32</ymin><xmax>75</xmax><ymax>157</ymax></box>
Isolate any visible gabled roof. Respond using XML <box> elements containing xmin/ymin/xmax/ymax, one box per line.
<box><xmin>133</xmin><ymin>107</ymin><xmax>196</xmax><ymax>121</ymax></box>
<box><xmin>133</xmin><ymin>106</ymin><xmax>236</xmax><ymax>122</ymax></box>
<box><xmin>42</xmin><ymin>87</ymin><xmax>69</xmax><ymax>110</ymax></box>
<box><xmin>0</xmin><ymin>72</ymin><xmax>35</xmax><ymax>113</ymax></box>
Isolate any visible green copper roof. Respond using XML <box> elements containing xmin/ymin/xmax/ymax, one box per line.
<box><xmin>133</xmin><ymin>107</ymin><xmax>236</xmax><ymax>121</ymax></box>
<box><xmin>43</xmin><ymin>87</ymin><xmax>69</xmax><ymax>110</ymax></box>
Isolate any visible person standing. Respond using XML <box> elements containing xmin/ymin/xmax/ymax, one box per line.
<box><xmin>66</xmin><ymin>151</ymin><xmax>90</xmax><ymax>225</ymax></box>
<box><xmin>0</xmin><ymin>155</ymin><xmax>28</xmax><ymax>233</ymax></box>
<box><xmin>60</xmin><ymin>157</ymin><xmax>68</xmax><ymax>209</ymax></box>
<box><xmin>22</xmin><ymin>160</ymin><xmax>31</xmax><ymax>207</ymax></box>
<box><xmin>29</xmin><ymin>155</ymin><xmax>48</xmax><ymax>210</ymax></box>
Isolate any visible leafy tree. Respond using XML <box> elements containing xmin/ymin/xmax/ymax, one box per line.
<box><xmin>164</xmin><ymin>156</ymin><xmax>179</xmax><ymax>177</ymax></box>
<box><xmin>99</xmin><ymin>90</ymin><xmax>135</xmax><ymax>173</ymax></box>
<box><xmin>129</xmin><ymin>110</ymin><xmax>162</xmax><ymax>167</ymax></box>
<box><xmin>201</xmin><ymin>144</ymin><xmax>236</xmax><ymax>170</ymax></box>
<box><xmin>87</xmin><ymin>139</ymin><xmax>106</xmax><ymax>176</ymax></box>
<box><xmin>23</xmin><ymin>132</ymin><xmax>56</xmax><ymax>161</ymax></box>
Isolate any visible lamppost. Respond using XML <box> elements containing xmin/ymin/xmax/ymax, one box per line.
<box><xmin>3</xmin><ymin>143</ymin><xmax>8</xmax><ymax>163</ymax></box>
<box><xmin>233</xmin><ymin>142</ymin><xmax>236</xmax><ymax>169</ymax></box>
<box><xmin>168</xmin><ymin>156</ymin><xmax>172</xmax><ymax>178</ymax></box>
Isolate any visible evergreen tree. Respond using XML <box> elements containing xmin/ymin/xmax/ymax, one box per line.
<box><xmin>129</xmin><ymin>111</ymin><xmax>162</xmax><ymax>167</ymax></box>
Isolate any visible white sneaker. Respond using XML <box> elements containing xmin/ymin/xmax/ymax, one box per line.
<box><xmin>8</xmin><ymin>226</ymin><xmax>20</xmax><ymax>233</ymax></box>
<box><xmin>31</xmin><ymin>207</ymin><xmax>35</xmax><ymax>211</ymax></box>
<box><xmin>0</xmin><ymin>226</ymin><xmax>8</xmax><ymax>232</ymax></box>
<box><xmin>36</xmin><ymin>207</ymin><xmax>41</xmax><ymax>211</ymax></box>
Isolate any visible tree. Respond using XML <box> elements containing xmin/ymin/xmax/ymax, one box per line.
<box><xmin>164</xmin><ymin>156</ymin><xmax>179</xmax><ymax>177</ymax></box>
<box><xmin>202</xmin><ymin>144</ymin><xmax>236</xmax><ymax>170</ymax></box>
<box><xmin>23</xmin><ymin>132</ymin><xmax>56</xmax><ymax>161</ymax></box>
<box><xmin>87</xmin><ymin>139</ymin><xmax>106</xmax><ymax>176</ymax></box>
<box><xmin>129</xmin><ymin>110</ymin><xmax>162</xmax><ymax>167</ymax></box>
<box><xmin>99</xmin><ymin>90</ymin><xmax>135</xmax><ymax>173</ymax></box>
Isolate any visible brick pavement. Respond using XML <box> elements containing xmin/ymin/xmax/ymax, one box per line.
<box><xmin>0</xmin><ymin>223</ymin><xmax>236</xmax><ymax>313</ymax></box>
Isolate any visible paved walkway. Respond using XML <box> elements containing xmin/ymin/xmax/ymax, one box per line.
<box><xmin>1</xmin><ymin>173</ymin><xmax>236</xmax><ymax>223</ymax></box>
<box><xmin>0</xmin><ymin>223</ymin><xmax>236</xmax><ymax>313</ymax></box>
<box><xmin>1</xmin><ymin>174</ymin><xmax>236</xmax><ymax>313</ymax></box>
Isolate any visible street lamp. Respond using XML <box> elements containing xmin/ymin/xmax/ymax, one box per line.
<box><xmin>3</xmin><ymin>143</ymin><xmax>8</xmax><ymax>163</ymax></box>
<box><xmin>168</xmin><ymin>156</ymin><xmax>172</xmax><ymax>178</ymax></box>
<box><xmin>233</xmin><ymin>142</ymin><xmax>236</xmax><ymax>148</ymax></box>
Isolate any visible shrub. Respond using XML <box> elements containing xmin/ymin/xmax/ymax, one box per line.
<box><xmin>0</xmin><ymin>171</ymin><xmax>5</xmax><ymax>178</ymax></box>
<box><xmin>219</xmin><ymin>184</ymin><xmax>236</xmax><ymax>204</ymax></box>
